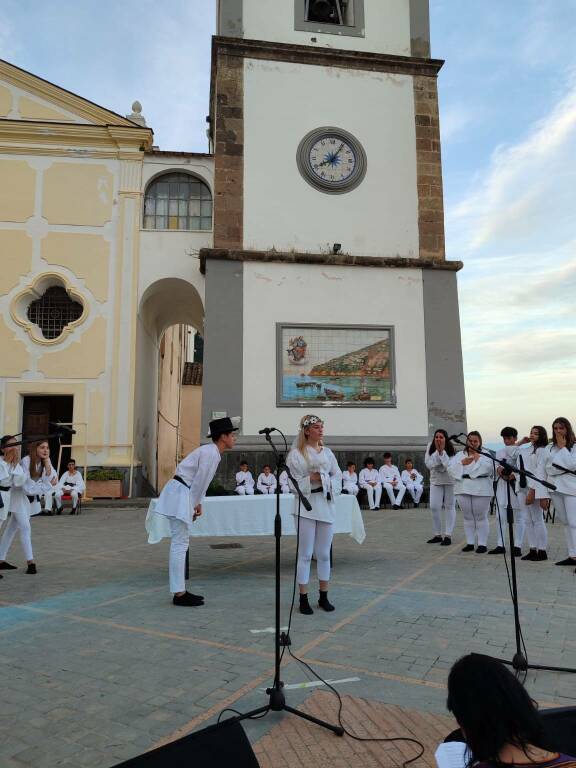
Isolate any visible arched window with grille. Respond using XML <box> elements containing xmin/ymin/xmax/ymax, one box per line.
<box><xmin>143</xmin><ymin>172</ymin><xmax>213</xmax><ymax>231</ymax></box>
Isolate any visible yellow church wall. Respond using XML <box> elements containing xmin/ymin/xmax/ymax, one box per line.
<box><xmin>42</xmin><ymin>232</ymin><xmax>109</xmax><ymax>302</ymax></box>
<box><xmin>0</xmin><ymin>231</ymin><xmax>33</xmax><ymax>293</ymax></box>
<box><xmin>19</xmin><ymin>96</ymin><xmax>73</xmax><ymax>122</ymax></box>
<box><xmin>37</xmin><ymin>316</ymin><xmax>107</xmax><ymax>379</ymax></box>
<box><xmin>0</xmin><ymin>85</ymin><xmax>12</xmax><ymax>116</ymax></box>
<box><xmin>0</xmin><ymin>158</ymin><xmax>36</xmax><ymax>222</ymax></box>
<box><xmin>87</xmin><ymin>390</ymin><xmax>106</xmax><ymax>449</ymax></box>
<box><xmin>0</xmin><ymin>316</ymin><xmax>30</xmax><ymax>375</ymax></box>
<box><xmin>43</xmin><ymin>163</ymin><xmax>113</xmax><ymax>226</ymax></box>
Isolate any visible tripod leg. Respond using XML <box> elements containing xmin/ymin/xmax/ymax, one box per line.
<box><xmin>283</xmin><ymin>704</ymin><xmax>344</xmax><ymax>735</ymax></box>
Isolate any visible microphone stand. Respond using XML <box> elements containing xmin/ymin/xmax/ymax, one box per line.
<box><xmin>453</xmin><ymin>437</ymin><xmax>576</xmax><ymax>674</ymax></box>
<box><xmin>228</xmin><ymin>428</ymin><xmax>343</xmax><ymax>735</ymax></box>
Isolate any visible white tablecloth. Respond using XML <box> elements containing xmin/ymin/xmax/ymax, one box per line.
<box><xmin>146</xmin><ymin>493</ymin><xmax>365</xmax><ymax>545</ymax></box>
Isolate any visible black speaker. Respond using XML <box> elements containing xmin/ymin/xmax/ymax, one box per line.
<box><xmin>445</xmin><ymin>706</ymin><xmax>576</xmax><ymax>756</ymax></box>
<box><xmin>112</xmin><ymin>718</ymin><xmax>259</xmax><ymax>768</ymax></box>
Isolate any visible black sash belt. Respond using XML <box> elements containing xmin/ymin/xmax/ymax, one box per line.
<box><xmin>311</xmin><ymin>487</ymin><xmax>332</xmax><ymax>501</ymax></box>
<box><xmin>27</xmin><ymin>495</ymin><xmax>41</xmax><ymax>503</ymax></box>
<box><xmin>0</xmin><ymin>486</ymin><xmax>10</xmax><ymax>491</ymax></box>
<box><xmin>173</xmin><ymin>475</ymin><xmax>190</xmax><ymax>489</ymax></box>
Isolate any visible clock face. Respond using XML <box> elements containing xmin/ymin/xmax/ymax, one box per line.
<box><xmin>297</xmin><ymin>127</ymin><xmax>367</xmax><ymax>194</ymax></box>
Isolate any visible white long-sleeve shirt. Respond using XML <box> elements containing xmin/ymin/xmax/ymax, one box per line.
<box><xmin>449</xmin><ymin>451</ymin><xmax>494</xmax><ymax>496</ymax></box>
<box><xmin>58</xmin><ymin>470</ymin><xmax>85</xmax><ymax>495</ymax></box>
<box><xmin>285</xmin><ymin>445</ymin><xmax>342</xmax><ymax>523</ymax></box>
<box><xmin>235</xmin><ymin>470</ymin><xmax>255</xmax><ymax>492</ymax></box>
<box><xmin>257</xmin><ymin>472</ymin><xmax>277</xmax><ymax>494</ymax></box>
<box><xmin>21</xmin><ymin>455</ymin><xmax>55</xmax><ymax>497</ymax></box>
<box><xmin>279</xmin><ymin>470</ymin><xmax>290</xmax><ymax>493</ymax></box>
<box><xmin>359</xmin><ymin>468</ymin><xmax>380</xmax><ymax>488</ymax></box>
<box><xmin>515</xmin><ymin>443</ymin><xmax>549</xmax><ymax>499</ymax></box>
<box><xmin>0</xmin><ymin>458</ymin><xmax>27</xmax><ymax>518</ymax></box>
<box><xmin>379</xmin><ymin>464</ymin><xmax>403</xmax><ymax>485</ymax></box>
<box><xmin>342</xmin><ymin>470</ymin><xmax>358</xmax><ymax>492</ymax></box>
<box><xmin>401</xmin><ymin>468</ymin><xmax>423</xmax><ymax>486</ymax></box>
<box><xmin>541</xmin><ymin>444</ymin><xmax>576</xmax><ymax>496</ymax></box>
<box><xmin>424</xmin><ymin>445</ymin><xmax>454</xmax><ymax>486</ymax></box>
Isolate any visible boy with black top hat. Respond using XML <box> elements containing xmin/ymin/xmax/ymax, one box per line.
<box><xmin>154</xmin><ymin>417</ymin><xmax>237</xmax><ymax>606</ymax></box>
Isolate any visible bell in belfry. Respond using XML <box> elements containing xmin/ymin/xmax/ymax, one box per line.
<box><xmin>307</xmin><ymin>0</ymin><xmax>342</xmax><ymax>25</ymax></box>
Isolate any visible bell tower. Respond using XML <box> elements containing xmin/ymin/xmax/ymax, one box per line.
<box><xmin>201</xmin><ymin>0</ymin><xmax>466</xmax><ymax>455</ymax></box>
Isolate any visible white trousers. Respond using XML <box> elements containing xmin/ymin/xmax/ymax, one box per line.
<box><xmin>169</xmin><ymin>517</ymin><xmax>189</xmax><ymax>594</ymax></box>
<box><xmin>404</xmin><ymin>482</ymin><xmax>423</xmax><ymax>504</ymax></box>
<box><xmin>429</xmin><ymin>484</ymin><xmax>456</xmax><ymax>536</ymax></box>
<box><xmin>343</xmin><ymin>483</ymin><xmax>359</xmax><ymax>496</ymax></box>
<box><xmin>0</xmin><ymin>510</ymin><xmax>33</xmax><ymax>561</ymax></box>
<box><xmin>517</xmin><ymin>492</ymin><xmax>547</xmax><ymax>551</ymax></box>
<box><xmin>382</xmin><ymin>482</ymin><xmax>406</xmax><ymax>506</ymax></box>
<box><xmin>495</xmin><ymin>487</ymin><xmax>524</xmax><ymax>548</ymax></box>
<box><xmin>457</xmin><ymin>494</ymin><xmax>491</xmax><ymax>546</ymax></box>
<box><xmin>297</xmin><ymin>516</ymin><xmax>334</xmax><ymax>585</ymax></box>
<box><xmin>236</xmin><ymin>486</ymin><xmax>254</xmax><ymax>495</ymax></box>
<box><xmin>552</xmin><ymin>493</ymin><xmax>576</xmax><ymax>559</ymax></box>
<box><xmin>363</xmin><ymin>484</ymin><xmax>382</xmax><ymax>509</ymax></box>
<box><xmin>45</xmin><ymin>489</ymin><xmax>80</xmax><ymax>510</ymax></box>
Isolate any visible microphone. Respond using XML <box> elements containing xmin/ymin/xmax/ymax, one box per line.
<box><xmin>448</xmin><ymin>433</ymin><xmax>465</xmax><ymax>442</ymax></box>
<box><xmin>49</xmin><ymin>422</ymin><xmax>77</xmax><ymax>435</ymax></box>
<box><xmin>258</xmin><ymin>427</ymin><xmax>275</xmax><ymax>435</ymax></box>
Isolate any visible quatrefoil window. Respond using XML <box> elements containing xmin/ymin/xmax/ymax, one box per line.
<box><xmin>27</xmin><ymin>285</ymin><xmax>84</xmax><ymax>340</ymax></box>
<box><xmin>10</xmin><ymin>273</ymin><xmax>87</xmax><ymax>345</ymax></box>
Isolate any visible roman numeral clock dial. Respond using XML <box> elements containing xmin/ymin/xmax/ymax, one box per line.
<box><xmin>297</xmin><ymin>127</ymin><xmax>367</xmax><ymax>194</ymax></box>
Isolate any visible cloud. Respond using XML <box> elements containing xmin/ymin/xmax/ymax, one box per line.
<box><xmin>440</xmin><ymin>104</ymin><xmax>474</xmax><ymax>142</ymax></box>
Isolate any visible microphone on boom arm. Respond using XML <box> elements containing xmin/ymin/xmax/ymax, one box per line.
<box><xmin>448</xmin><ymin>432</ymin><xmax>466</xmax><ymax>443</ymax></box>
<box><xmin>49</xmin><ymin>422</ymin><xmax>77</xmax><ymax>438</ymax></box>
<box><xmin>258</xmin><ymin>427</ymin><xmax>275</xmax><ymax>435</ymax></box>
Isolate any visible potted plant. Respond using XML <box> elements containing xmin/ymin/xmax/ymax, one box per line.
<box><xmin>86</xmin><ymin>469</ymin><xmax>124</xmax><ymax>499</ymax></box>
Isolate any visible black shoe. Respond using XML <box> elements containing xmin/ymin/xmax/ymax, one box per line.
<box><xmin>555</xmin><ymin>558</ymin><xmax>576</xmax><ymax>566</ymax></box>
<box><xmin>441</xmin><ymin>536</ymin><xmax>452</xmax><ymax>546</ymax></box>
<box><xmin>414</xmin><ymin>502</ymin><xmax>420</xmax><ymax>508</ymax></box>
<box><xmin>318</xmin><ymin>591</ymin><xmax>335</xmax><ymax>612</ymax></box>
<box><xmin>299</xmin><ymin>594</ymin><xmax>314</xmax><ymax>615</ymax></box>
<box><xmin>393</xmin><ymin>504</ymin><xmax>401</xmax><ymax>510</ymax></box>
<box><xmin>0</xmin><ymin>573</ymin><xmax>3</xmax><ymax>578</ymax></box>
<box><xmin>26</xmin><ymin>563</ymin><xmax>37</xmax><ymax>574</ymax></box>
<box><xmin>0</xmin><ymin>561</ymin><xmax>17</xmax><ymax>570</ymax></box>
<box><xmin>69</xmin><ymin>509</ymin><xmax>76</xmax><ymax>515</ymax></box>
<box><xmin>513</xmin><ymin>547</ymin><xmax>522</xmax><ymax>557</ymax></box>
<box><xmin>427</xmin><ymin>536</ymin><xmax>443</xmax><ymax>544</ymax></box>
<box><xmin>521</xmin><ymin>550</ymin><xmax>537</xmax><ymax>561</ymax></box>
<box><xmin>173</xmin><ymin>592</ymin><xmax>204</xmax><ymax>606</ymax></box>
<box><xmin>537</xmin><ymin>550</ymin><xmax>548</xmax><ymax>561</ymax></box>
<box><xmin>57</xmin><ymin>508</ymin><xmax>63</xmax><ymax>515</ymax></box>
<box><xmin>488</xmin><ymin>546</ymin><xmax>506</xmax><ymax>555</ymax></box>
<box><xmin>461</xmin><ymin>544</ymin><xmax>474</xmax><ymax>552</ymax></box>
<box><xmin>476</xmin><ymin>546</ymin><xmax>487</xmax><ymax>554</ymax></box>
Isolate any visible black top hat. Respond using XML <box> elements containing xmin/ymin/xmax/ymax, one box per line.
<box><xmin>207</xmin><ymin>417</ymin><xmax>238</xmax><ymax>439</ymax></box>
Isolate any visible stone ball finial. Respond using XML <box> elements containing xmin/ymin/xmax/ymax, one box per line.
<box><xmin>126</xmin><ymin>100</ymin><xmax>147</xmax><ymax>126</ymax></box>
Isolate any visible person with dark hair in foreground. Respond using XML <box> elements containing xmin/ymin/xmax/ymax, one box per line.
<box><xmin>447</xmin><ymin>654</ymin><xmax>576</xmax><ymax>768</ymax></box>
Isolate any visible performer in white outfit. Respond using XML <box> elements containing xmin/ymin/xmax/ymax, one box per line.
<box><xmin>46</xmin><ymin>459</ymin><xmax>85</xmax><ymax>514</ymax></box>
<box><xmin>235</xmin><ymin>461</ymin><xmax>255</xmax><ymax>495</ymax></box>
<box><xmin>154</xmin><ymin>417</ymin><xmax>237</xmax><ymax>606</ymax></box>
<box><xmin>279</xmin><ymin>470</ymin><xmax>290</xmax><ymax>494</ymax></box>
<box><xmin>286</xmin><ymin>414</ymin><xmax>342</xmax><ymax>615</ymax></box>
<box><xmin>449</xmin><ymin>431</ymin><xmax>494</xmax><ymax>553</ymax></box>
<box><xmin>401</xmin><ymin>459</ymin><xmax>424</xmax><ymax>506</ymax></box>
<box><xmin>359</xmin><ymin>458</ymin><xmax>381</xmax><ymax>510</ymax></box>
<box><xmin>0</xmin><ymin>436</ymin><xmax>27</xmax><ymax>579</ymax></box>
<box><xmin>257</xmin><ymin>466</ymin><xmax>277</xmax><ymax>494</ymax></box>
<box><xmin>517</xmin><ymin>426</ymin><xmax>549</xmax><ymax>562</ymax></box>
<box><xmin>342</xmin><ymin>462</ymin><xmax>359</xmax><ymax>496</ymax></box>
<box><xmin>379</xmin><ymin>453</ymin><xmax>406</xmax><ymax>508</ymax></box>
<box><xmin>540</xmin><ymin>417</ymin><xmax>576</xmax><ymax>568</ymax></box>
<box><xmin>0</xmin><ymin>439</ymin><xmax>54</xmax><ymax>574</ymax></box>
<box><xmin>424</xmin><ymin>429</ymin><xmax>456</xmax><ymax>545</ymax></box>
<box><xmin>489</xmin><ymin>427</ymin><xmax>523</xmax><ymax>556</ymax></box>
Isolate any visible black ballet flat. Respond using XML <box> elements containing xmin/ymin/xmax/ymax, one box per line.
<box><xmin>427</xmin><ymin>536</ymin><xmax>443</xmax><ymax>544</ymax></box>
<box><xmin>475</xmin><ymin>546</ymin><xmax>487</xmax><ymax>554</ymax></box>
<box><xmin>0</xmin><ymin>562</ymin><xmax>17</xmax><ymax>570</ymax></box>
<box><xmin>173</xmin><ymin>592</ymin><xmax>204</xmax><ymax>607</ymax></box>
<box><xmin>441</xmin><ymin>537</ymin><xmax>452</xmax><ymax>546</ymax></box>
<box><xmin>461</xmin><ymin>544</ymin><xmax>474</xmax><ymax>552</ymax></box>
<box><xmin>488</xmin><ymin>546</ymin><xmax>505</xmax><ymax>555</ymax></box>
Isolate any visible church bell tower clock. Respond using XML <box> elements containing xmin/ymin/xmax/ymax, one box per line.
<box><xmin>201</xmin><ymin>0</ymin><xmax>466</xmax><ymax>458</ymax></box>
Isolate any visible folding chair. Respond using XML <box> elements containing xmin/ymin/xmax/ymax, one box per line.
<box><xmin>62</xmin><ymin>492</ymin><xmax>82</xmax><ymax>515</ymax></box>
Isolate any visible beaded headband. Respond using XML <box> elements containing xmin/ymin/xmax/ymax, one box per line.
<box><xmin>301</xmin><ymin>416</ymin><xmax>323</xmax><ymax>428</ymax></box>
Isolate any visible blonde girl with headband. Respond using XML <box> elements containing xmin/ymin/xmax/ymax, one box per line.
<box><xmin>286</xmin><ymin>414</ymin><xmax>342</xmax><ymax>615</ymax></box>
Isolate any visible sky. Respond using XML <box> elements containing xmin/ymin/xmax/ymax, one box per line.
<box><xmin>1</xmin><ymin>1</ymin><xmax>575</xmax><ymax>441</ymax></box>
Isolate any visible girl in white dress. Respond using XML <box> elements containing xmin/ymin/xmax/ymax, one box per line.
<box><xmin>517</xmin><ymin>426</ymin><xmax>549</xmax><ymax>562</ymax></box>
<box><xmin>424</xmin><ymin>429</ymin><xmax>456</xmax><ymax>545</ymax></box>
<box><xmin>450</xmin><ymin>431</ymin><xmax>494</xmax><ymax>554</ymax></box>
<box><xmin>540</xmin><ymin>417</ymin><xmax>576</xmax><ymax>567</ymax></box>
<box><xmin>0</xmin><ymin>439</ymin><xmax>54</xmax><ymax>574</ymax></box>
<box><xmin>286</xmin><ymin>414</ymin><xmax>342</xmax><ymax>615</ymax></box>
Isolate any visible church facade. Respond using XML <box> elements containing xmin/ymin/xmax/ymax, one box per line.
<box><xmin>0</xmin><ymin>0</ymin><xmax>466</xmax><ymax>494</ymax></box>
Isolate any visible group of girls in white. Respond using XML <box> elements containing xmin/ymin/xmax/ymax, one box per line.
<box><xmin>0</xmin><ymin>435</ymin><xmax>57</xmax><ymax>576</ymax></box>
<box><xmin>426</xmin><ymin>418</ymin><xmax>576</xmax><ymax>569</ymax></box>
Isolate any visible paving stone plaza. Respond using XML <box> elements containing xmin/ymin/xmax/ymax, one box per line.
<box><xmin>1</xmin><ymin>504</ymin><xmax>575</xmax><ymax>768</ymax></box>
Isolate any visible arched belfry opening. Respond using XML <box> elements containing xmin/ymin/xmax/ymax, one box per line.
<box><xmin>135</xmin><ymin>278</ymin><xmax>204</xmax><ymax>493</ymax></box>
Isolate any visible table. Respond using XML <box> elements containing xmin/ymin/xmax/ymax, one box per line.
<box><xmin>146</xmin><ymin>493</ymin><xmax>365</xmax><ymax>545</ymax></box>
